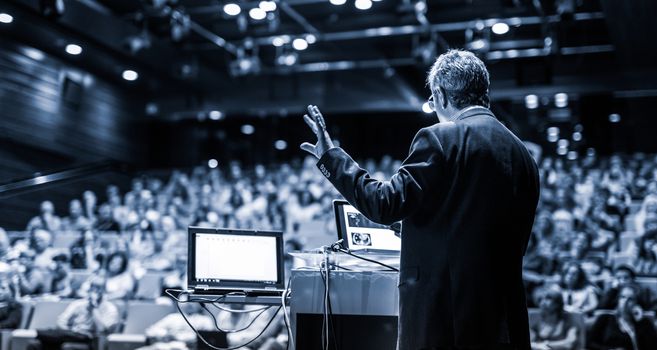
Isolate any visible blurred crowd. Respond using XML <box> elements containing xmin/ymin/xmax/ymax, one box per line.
<box><xmin>2</xmin><ymin>152</ymin><xmax>657</xmax><ymax>349</ymax></box>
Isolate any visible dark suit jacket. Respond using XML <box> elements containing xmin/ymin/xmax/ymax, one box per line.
<box><xmin>316</xmin><ymin>106</ymin><xmax>540</xmax><ymax>349</ymax></box>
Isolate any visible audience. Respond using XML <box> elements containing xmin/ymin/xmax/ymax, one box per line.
<box><xmin>530</xmin><ymin>289</ymin><xmax>578</xmax><ymax>350</ymax></box>
<box><xmin>588</xmin><ymin>285</ymin><xmax>657</xmax><ymax>350</ymax></box>
<box><xmin>3</xmin><ymin>152</ymin><xmax>657</xmax><ymax>348</ymax></box>
<box><xmin>140</xmin><ymin>302</ymin><xmax>213</xmax><ymax>350</ymax></box>
<box><xmin>28</xmin><ymin>276</ymin><xmax>119</xmax><ymax>350</ymax></box>
<box><xmin>0</xmin><ymin>279</ymin><xmax>23</xmax><ymax>329</ymax></box>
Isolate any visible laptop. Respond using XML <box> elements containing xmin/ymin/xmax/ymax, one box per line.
<box><xmin>333</xmin><ymin>200</ymin><xmax>401</xmax><ymax>254</ymax></box>
<box><xmin>187</xmin><ymin>227</ymin><xmax>285</xmax><ymax>296</ymax></box>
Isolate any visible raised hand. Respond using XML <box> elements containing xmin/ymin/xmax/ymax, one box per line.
<box><xmin>300</xmin><ymin>105</ymin><xmax>335</xmax><ymax>159</ymax></box>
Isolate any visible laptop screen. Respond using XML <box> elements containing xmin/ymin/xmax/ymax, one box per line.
<box><xmin>188</xmin><ymin>227</ymin><xmax>284</xmax><ymax>292</ymax></box>
<box><xmin>333</xmin><ymin>200</ymin><xmax>401</xmax><ymax>252</ymax></box>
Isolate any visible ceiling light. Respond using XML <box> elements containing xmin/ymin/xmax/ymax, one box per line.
<box><xmin>122</xmin><ymin>70</ymin><xmax>139</xmax><ymax>81</ymax></box>
<box><xmin>609</xmin><ymin>113</ymin><xmax>621</xmax><ymax>123</ymax></box>
<box><xmin>329</xmin><ymin>0</ymin><xmax>347</xmax><ymax>5</ymax></box>
<box><xmin>572</xmin><ymin>131</ymin><xmax>582</xmax><ymax>142</ymax></box>
<box><xmin>208</xmin><ymin>159</ymin><xmax>218</xmax><ymax>168</ymax></box>
<box><xmin>355</xmin><ymin>0</ymin><xmax>372</xmax><ymax>10</ymax></box>
<box><xmin>305</xmin><ymin>34</ymin><xmax>317</xmax><ymax>44</ymax></box>
<box><xmin>292</xmin><ymin>38</ymin><xmax>308</xmax><ymax>50</ymax></box>
<box><xmin>223</xmin><ymin>3</ymin><xmax>241</xmax><ymax>16</ymax></box>
<box><xmin>422</xmin><ymin>102</ymin><xmax>433</xmax><ymax>114</ymax></box>
<box><xmin>567</xmin><ymin>151</ymin><xmax>578</xmax><ymax>160</ymax></box>
<box><xmin>554</xmin><ymin>93</ymin><xmax>568</xmax><ymax>108</ymax></box>
<box><xmin>65</xmin><ymin>44</ymin><xmax>82</xmax><ymax>55</ymax></box>
<box><xmin>557</xmin><ymin>139</ymin><xmax>569</xmax><ymax>148</ymax></box>
<box><xmin>241</xmin><ymin>124</ymin><xmax>255</xmax><ymax>135</ymax></box>
<box><xmin>491</xmin><ymin>22</ymin><xmax>509</xmax><ymax>35</ymax></box>
<box><xmin>275</xmin><ymin>140</ymin><xmax>288</xmax><ymax>150</ymax></box>
<box><xmin>272</xmin><ymin>36</ymin><xmax>285</xmax><ymax>47</ymax></box>
<box><xmin>209</xmin><ymin>110</ymin><xmax>223</xmax><ymax>120</ymax></box>
<box><xmin>0</xmin><ymin>13</ymin><xmax>13</xmax><ymax>24</ymax></box>
<box><xmin>525</xmin><ymin>94</ymin><xmax>538</xmax><ymax>109</ymax></box>
<box><xmin>249</xmin><ymin>8</ymin><xmax>266</xmax><ymax>20</ymax></box>
<box><xmin>259</xmin><ymin>1</ymin><xmax>276</xmax><ymax>12</ymax></box>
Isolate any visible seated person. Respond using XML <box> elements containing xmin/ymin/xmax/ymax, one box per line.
<box><xmin>530</xmin><ymin>289</ymin><xmax>578</xmax><ymax>350</ymax></box>
<box><xmin>13</xmin><ymin>250</ymin><xmax>49</xmax><ymax>297</ymax></box>
<box><xmin>0</xmin><ymin>278</ymin><xmax>23</xmax><ymax>329</ymax></box>
<box><xmin>80</xmin><ymin>251</ymin><xmax>135</xmax><ymax>300</ymax></box>
<box><xmin>138</xmin><ymin>302</ymin><xmax>213</xmax><ymax>350</ymax></box>
<box><xmin>557</xmin><ymin>261</ymin><xmax>599</xmax><ymax>314</ymax></box>
<box><xmin>28</xmin><ymin>276</ymin><xmax>119</xmax><ymax>350</ymax></box>
<box><xmin>588</xmin><ymin>285</ymin><xmax>657</xmax><ymax>350</ymax></box>
<box><xmin>600</xmin><ymin>265</ymin><xmax>652</xmax><ymax>310</ymax></box>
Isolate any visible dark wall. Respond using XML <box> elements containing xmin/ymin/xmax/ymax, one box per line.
<box><xmin>0</xmin><ymin>40</ymin><xmax>147</xmax><ymax>230</ymax></box>
<box><xmin>0</xmin><ymin>40</ymin><xmax>147</xmax><ymax>183</ymax></box>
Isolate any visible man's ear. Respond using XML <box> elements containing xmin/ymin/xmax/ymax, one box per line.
<box><xmin>439</xmin><ymin>87</ymin><xmax>448</xmax><ymax>109</ymax></box>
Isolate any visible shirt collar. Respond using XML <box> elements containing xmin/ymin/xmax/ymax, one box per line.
<box><xmin>452</xmin><ymin>106</ymin><xmax>495</xmax><ymax>121</ymax></box>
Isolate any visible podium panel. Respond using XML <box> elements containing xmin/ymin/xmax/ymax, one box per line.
<box><xmin>290</xmin><ymin>269</ymin><xmax>399</xmax><ymax>350</ymax></box>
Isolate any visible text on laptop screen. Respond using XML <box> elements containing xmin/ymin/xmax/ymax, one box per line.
<box><xmin>194</xmin><ymin>233</ymin><xmax>278</xmax><ymax>283</ymax></box>
<box><xmin>338</xmin><ymin>203</ymin><xmax>401</xmax><ymax>251</ymax></box>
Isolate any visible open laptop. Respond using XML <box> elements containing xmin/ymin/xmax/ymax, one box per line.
<box><xmin>187</xmin><ymin>227</ymin><xmax>285</xmax><ymax>296</ymax></box>
<box><xmin>333</xmin><ymin>200</ymin><xmax>401</xmax><ymax>254</ymax></box>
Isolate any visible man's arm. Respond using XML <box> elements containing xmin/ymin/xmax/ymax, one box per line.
<box><xmin>317</xmin><ymin>128</ymin><xmax>441</xmax><ymax>225</ymax></box>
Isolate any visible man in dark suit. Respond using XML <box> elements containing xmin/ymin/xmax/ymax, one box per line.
<box><xmin>301</xmin><ymin>49</ymin><xmax>540</xmax><ymax>350</ymax></box>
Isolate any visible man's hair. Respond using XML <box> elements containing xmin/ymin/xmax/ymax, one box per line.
<box><xmin>427</xmin><ymin>49</ymin><xmax>490</xmax><ymax>109</ymax></box>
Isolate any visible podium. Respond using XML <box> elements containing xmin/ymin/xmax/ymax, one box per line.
<box><xmin>290</xmin><ymin>268</ymin><xmax>400</xmax><ymax>350</ymax></box>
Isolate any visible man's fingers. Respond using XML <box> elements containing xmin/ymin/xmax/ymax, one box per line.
<box><xmin>300</xmin><ymin>142</ymin><xmax>317</xmax><ymax>156</ymax></box>
<box><xmin>308</xmin><ymin>105</ymin><xmax>327</xmax><ymax>130</ymax></box>
<box><xmin>303</xmin><ymin>114</ymin><xmax>319</xmax><ymax>135</ymax></box>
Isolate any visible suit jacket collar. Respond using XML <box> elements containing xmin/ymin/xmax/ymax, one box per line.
<box><xmin>453</xmin><ymin>106</ymin><xmax>495</xmax><ymax>121</ymax></box>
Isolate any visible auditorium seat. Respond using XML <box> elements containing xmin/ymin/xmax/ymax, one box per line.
<box><xmin>11</xmin><ymin>299</ymin><xmax>74</xmax><ymax>350</ymax></box>
<box><xmin>69</xmin><ymin>270</ymin><xmax>92</xmax><ymax>293</ymax></box>
<box><xmin>52</xmin><ymin>232</ymin><xmax>80</xmax><ymax>249</ymax></box>
<box><xmin>134</xmin><ymin>272</ymin><xmax>165</xmax><ymax>300</ymax></box>
<box><xmin>0</xmin><ymin>302</ymin><xmax>32</xmax><ymax>350</ymax></box>
<box><xmin>619</xmin><ymin>231</ymin><xmax>639</xmax><ymax>252</ymax></box>
<box><xmin>106</xmin><ymin>301</ymin><xmax>174</xmax><ymax>350</ymax></box>
<box><xmin>625</xmin><ymin>215</ymin><xmax>637</xmax><ymax>232</ymax></box>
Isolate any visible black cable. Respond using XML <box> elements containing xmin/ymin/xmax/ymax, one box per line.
<box><xmin>337</xmin><ymin>248</ymin><xmax>399</xmax><ymax>272</ymax></box>
<box><xmin>165</xmin><ymin>289</ymin><xmax>283</xmax><ymax>350</ymax></box>
<box><xmin>200</xmin><ymin>302</ymin><xmax>272</xmax><ymax>333</ymax></box>
<box><xmin>319</xmin><ymin>266</ymin><xmax>338</xmax><ymax>350</ymax></box>
<box><xmin>175</xmin><ymin>300</ymin><xmax>282</xmax><ymax>350</ymax></box>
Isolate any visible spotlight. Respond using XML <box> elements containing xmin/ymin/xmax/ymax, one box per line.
<box><xmin>259</xmin><ymin>1</ymin><xmax>277</xmax><ymax>12</ymax></box>
<box><xmin>272</xmin><ymin>36</ymin><xmax>285</xmax><ymax>47</ymax></box>
<box><xmin>241</xmin><ymin>124</ymin><xmax>255</xmax><ymax>135</ymax></box>
<box><xmin>567</xmin><ymin>151</ymin><xmax>578</xmax><ymax>160</ymax></box>
<box><xmin>572</xmin><ymin>131</ymin><xmax>582</xmax><ymax>142</ymax></box>
<box><xmin>275</xmin><ymin>140</ymin><xmax>288</xmax><ymax>150</ymax></box>
<box><xmin>557</xmin><ymin>146</ymin><xmax>568</xmax><ymax>156</ymax></box>
<box><xmin>422</xmin><ymin>102</ymin><xmax>433</xmax><ymax>114</ymax></box>
<box><xmin>305</xmin><ymin>34</ymin><xmax>317</xmax><ymax>44</ymax></box>
<box><xmin>355</xmin><ymin>0</ymin><xmax>372</xmax><ymax>10</ymax></box>
<box><xmin>65</xmin><ymin>44</ymin><xmax>82</xmax><ymax>55</ymax></box>
<box><xmin>276</xmin><ymin>51</ymin><xmax>298</xmax><ymax>66</ymax></box>
<box><xmin>292</xmin><ymin>38</ymin><xmax>308</xmax><ymax>50</ymax></box>
<box><xmin>23</xmin><ymin>48</ymin><xmax>45</xmax><ymax>61</ymax></box>
<box><xmin>547</xmin><ymin>133</ymin><xmax>559</xmax><ymax>143</ymax></box>
<box><xmin>209</xmin><ymin>111</ymin><xmax>223</xmax><ymax>120</ymax></box>
<box><xmin>525</xmin><ymin>94</ymin><xmax>538</xmax><ymax>109</ymax></box>
<box><xmin>609</xmin><ymin>113</ymin><xmax>621</xmax><ymax>123</ymax></box>
<box><xmin>329</xmin><ymin>0</ymin><xmax>347</xmax><ymax>5</ymax></box>
<box><xmin>557</xmin><ymin>139</ymin><xmax>569</xmax><ymax>148</ymax></box>
<box><xmin>0</xmin><ymin>13</ymin><xmax>13</xmax><ymax>24</ymax></box>
<box><xmin>491</xmin><ymin>22</ymin><xmax>509</xmax><ymax>35</ymax></box>
<box><xmin>223</xmin><ymin>3</ymin><xmax>241</xmax><ymax>16</ymax></box>
<box><xmin>554</xmin><ymin>93</ymin><xmax>568</xmax><ymax>108</ymax></box>
<box><xmin>547</xmin><ymin>126</ymin><xmax>559</xmax><ymax>136</ymax></box>
<box><xmin>122</xmin><ymin>70</ymin><xmax>139</xmax><ymax>81</ymax></box>
<box><xmin>249</xmin><ymin>8</ymin><xmax>266</xmax><ymax>20</ymax></box>
<box><xmin>208</xmin><ymin>159</ymin><xmax>218</xmax><ymax>168</ymax></box>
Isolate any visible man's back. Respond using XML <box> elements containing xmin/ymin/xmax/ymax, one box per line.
<box><xmin>396</xmin><ymin>108</ymin><xmax>539</xmax><ymax>349</ymax></box>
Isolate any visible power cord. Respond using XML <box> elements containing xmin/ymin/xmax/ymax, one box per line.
<box><xmin>165</xmin><ymin>288</ymin><xmax>283</xmax><ymax>350</ymax></box>
<box><xmin>329</xmin><ymin>239</ymin><xmax>399</xmax><ymax>272</ymax></box>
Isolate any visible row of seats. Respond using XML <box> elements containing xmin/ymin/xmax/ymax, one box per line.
<box><xmin>4</xmin><ymin>299</ymin><xmax>175</xmax><ymax>350</ymax></box>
